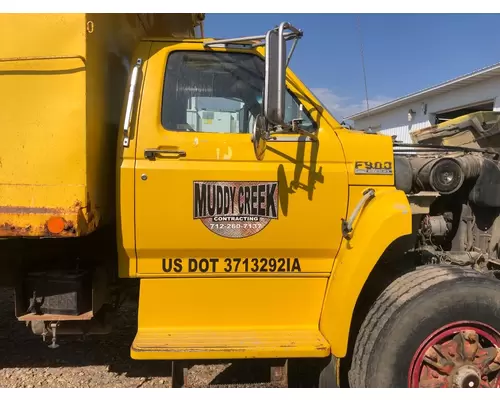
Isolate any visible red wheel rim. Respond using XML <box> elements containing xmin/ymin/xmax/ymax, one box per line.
<box><xmin>408</xmin><ymin>321</ymin><xmax>500</xmax><ymax>388</ymax></box>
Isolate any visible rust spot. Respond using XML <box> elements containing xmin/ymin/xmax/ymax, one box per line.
<box><xmin>0</xmin><ymin>205</ymin><xmax>65</xmax><ymax>214</ymax></box>
<box><xmin>18</xmin><ymin>310</ymin><xmax>94</xmax><ymax>322</ymax></box>
<box><xmin>0</xmin><ymin>200</ymin><xmax>83</xmax><ymax>216</ymax></box>
<box><xmin>0</xmin><ymin>201</ymin><xmax>83</xmax><ymax>238</ymax></box>
<box><xmin>0</xmin><ymin>222</ymin><xmax>32</xmax><ymax>236</ymax></box>
<box><xmin>43</xmin><ymin>220</ymin><xmax>77</xmax><ymax>237</ymax></box>
<box><xmin>0</xmin><ymin>219</ymin><xmax>78</xmax><ymax>238</ymax></box>
<box><xmin>64</xmin><ymin>220</ymin><xmax>75</xmax><ymax>231</ymax></box>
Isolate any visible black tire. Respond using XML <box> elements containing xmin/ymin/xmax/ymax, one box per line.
<box><xmin>348</xmin><ymin>265</ymin><xmax>500</xmax><ymax>388</ymax></box>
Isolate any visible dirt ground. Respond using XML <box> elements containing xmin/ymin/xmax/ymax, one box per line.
<box><xmin>0</xmin><ymin>288</ymin><xmax>320</xmax><ymax>388</ymax></box>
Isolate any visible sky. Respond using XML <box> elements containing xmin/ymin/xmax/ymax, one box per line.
<box><xmin>204</xmin><ymin>13</ymin><xmax>500</xmax><ymax>122</ymax></box>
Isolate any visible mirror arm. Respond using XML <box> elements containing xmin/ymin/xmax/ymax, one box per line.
<box><xmin>267</xmin><ymin>135</ymin><xmax>317</xmax><ymax>143</ymax></box>
<box><xmin>250</xmin><ymin>32</ymin><xmax>300</xmax><ymax>48</ymax></box>
<box><xmin>277</xmin><ymin>23</ymin><xmax>287</xmax><ymax>124</ymax></box>
<box><xmin>278</xmin><ymin>22</ymin><xmax>302</xmax><ymax>37</ymax></box>
<box><xmin>205</xmin><ymin>31</ymin><xmax>300</xmax><ymax>48</ymax></box>
<box><xmin>267</xmin><ymin>124</ymin><xmax>318</xmax><ymax>142</ymax></box>
<box><xmin>286</xmin><ymin>38</ymin><xmax>299</xmax><ymax>67</ymax></box>
<box><xmin>278</xmin><ymin>22</ymin><xmax>303</xmax><ymax>68</ymax></box>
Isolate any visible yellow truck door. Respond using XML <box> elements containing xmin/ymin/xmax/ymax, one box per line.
<box><xmin>133</xmin><ymin>42</ymin><xmax>348</xmax><ymax>277</ymax></box>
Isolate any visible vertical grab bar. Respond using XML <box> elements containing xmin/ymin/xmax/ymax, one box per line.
<box><xmin>123</xmin><ymin>58</ymin><xmax>143</xmax><ymax>148</ymax></box>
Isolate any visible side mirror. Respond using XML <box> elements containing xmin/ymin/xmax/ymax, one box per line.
<box><xmin>250</xmin><ymin>22</ymin><xmax>309</xmax><ymax>161</ymax></box>
<box><xmin>263</xmin><ymin>22</ymin><xmax>302</xmax><ymax>127</ymax></box>
<box><xmin>263</xmin><ymin>28</ymin><xmax>286</xmax><ymax>126</ymax></box>
<box><xmin>252</xmin><ymin>114</ymin><xmax>267</xmax><ymax>161</ymax></box>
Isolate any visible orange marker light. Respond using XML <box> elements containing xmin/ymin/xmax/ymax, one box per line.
<box><xmin>47</xmin><ymin>217</ymin><xmax>65</xmax><ymax>234</ymax></box>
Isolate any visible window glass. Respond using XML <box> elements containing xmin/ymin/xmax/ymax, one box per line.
<box><xmin>284</xmin><ymin>91</ymin><xmax>316</xmax><ymax>133</ymax></box>
<box><xmin>161</xmin><ymin>51</ymin><xmax>316</xmax><ymax>133</ymax></box>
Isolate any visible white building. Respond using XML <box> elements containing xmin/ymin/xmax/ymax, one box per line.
<box><xmin>347</xmin><ymin>62</ymin><xmax>500</xmax><ymax>143</ymax></box>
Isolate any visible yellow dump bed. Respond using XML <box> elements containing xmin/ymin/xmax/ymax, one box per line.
<box><xmin>0</xmin><ymin>13</ymin><xmax>204</xmax><ymax>238</ymax></box>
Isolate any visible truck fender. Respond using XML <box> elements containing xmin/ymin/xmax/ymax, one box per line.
<box><xmin>319</xmin><ymin>187</ymin><xmax>412</xmax><ymax>357</ymax></box>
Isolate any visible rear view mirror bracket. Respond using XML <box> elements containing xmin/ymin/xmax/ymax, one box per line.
<box><xmin>205</xmin><ymin>22</ymin><xmax>308</xmax><ymax>161</ymax></box>
<box><xmin>204</xmin><ymin>23</ymin><xmax>303</xmax><ymax>128</ymax></box>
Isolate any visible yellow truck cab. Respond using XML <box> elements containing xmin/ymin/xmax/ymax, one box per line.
<box><xmin>2</xmin><ymin>13</ymin><xmax>500</xmax><ymax>388</ymax></box>
<box><xmin>118</xmin><ymin>22</ymin><xmax>412</xmax><ymax>367</ymax></box>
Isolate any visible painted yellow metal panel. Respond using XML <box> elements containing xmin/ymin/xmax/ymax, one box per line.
<box><xmin>132</xmin><ymin>329</ymin><xmax>330</xmax><ymax>360</ymax></box>
<box><xmin>86</xmin><ymin>14</ymin><xmax>204</xmax><ymax>236</ymax></box>
<box><xmin>337</xmin><ymin>128</ymin><xmax>396</xmax><ymax>187</ymax></box>
<box><xmin>137</xmin><ymin>277</ymin><xmax>328</xmax><ymax>328</ymax></box>
<box><xmin>117</xmin><ymin>40</ymin><xmax>153</xmax><ymax>278</ymax></box>
<box><xmin>0</xmin><ymin>13</ymin><xmax>204</xmax><ymax>238</ymax></box>
<box><xmin>85</xmin><ymin>13</ymin><xmax>124</xmax><ymax>234</ymax></box>
<box><xmin>129</xmin><ymin>42</ymin><xmax>349</xmax><ymax>281</ymax></box>
<box><xmin>132</xmin><ymin>277</ymin><xmax>329</xmax><ymax>359</ymax></box>
<box><xmin>319</xmin><ymin>186</ymin><xmax>412</xmax><ymax>357</ymax></box>
<box><xmin>0</xmin><ymin>14</ymin><xmax>87</xmax><ymax>237</ymax></box>
<box><xmin>117</xmin><ymin>159</ymin><xmax>138</xmax><ymax>278</ymax></box>
<box><xmin>116</xmin><ymin>36</ymin><xmax>411</xmax><ymax>362</ymax></box>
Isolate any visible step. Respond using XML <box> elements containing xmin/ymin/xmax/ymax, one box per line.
<box><xmin>131</xmin><ymin>328</ymin><xmax>330</xmax><ymax>360</ymax></box>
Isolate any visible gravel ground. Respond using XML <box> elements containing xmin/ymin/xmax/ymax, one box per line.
<box><xmin>0</xmin><ymin>288</ymin><xmax>317</xmax><ymax>388</ymax></box>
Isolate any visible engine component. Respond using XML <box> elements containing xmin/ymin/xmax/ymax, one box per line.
<box><xmin>450</xmin><ymin>203</ymin><xmax>473</xmax><ymax>252</ymax></box>
<box><xmin>402</xmin><ymin>154</ymin><xmax>484</xmax><ymax>195</ymax></box>
<box><xmin>419</xmin><ymin>246</ymin><xmax>482</xmax><ymax>267</ymax></box>
<box><xmin>421</xmin><ymin>215</ymin><xmax>451</xmax><ymax>239</ymax></box>
<box><xmin>428</xmin><ymin>155</ymin><xmax>483</xmax><ymax>194</ymax></box>
<box><xmin>394</xmin><ymin>156</ymin><xmax>413</xmax><ymax>194</ymax></box>
<box><xmin>469</xmin><ymin>159</ymin><xmax>500</xmax><ymax>207</ymax></box>
<box><xmin>428</xmin><ymin>216</ymin><xmax>449</xmax><ymax>237</ymax></box>
<box><xmin>428</xmin><ymin>158</ymin><xmax>465</xmax><ymax>194</ymax></box>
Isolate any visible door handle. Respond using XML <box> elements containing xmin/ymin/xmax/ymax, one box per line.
<box><xmin>144</xmin><ymin>149</ymin><xmax>187</xmax><ymax>160</ymax></box>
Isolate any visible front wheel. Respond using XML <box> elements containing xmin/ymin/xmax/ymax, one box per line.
<box><xmin>349</xmin><ymin>266</ymin><xmax>500</xmax><ymax>388</ymax></box>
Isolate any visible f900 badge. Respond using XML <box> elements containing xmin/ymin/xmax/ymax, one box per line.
<box><xmin>354</xmin><ymin>161</ymin><xmax>393</xmax><ymax>175</ymax></box>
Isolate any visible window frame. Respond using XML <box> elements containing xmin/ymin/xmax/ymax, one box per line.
<box><xmin>159</xmin><ymin>49</ymin><xmax>318</xmax><ymax>135</ymax></box>
<box><xmin>283</xmin><ymin>89</ymin><xmax>317</xmax><ymax>133</ymax></box>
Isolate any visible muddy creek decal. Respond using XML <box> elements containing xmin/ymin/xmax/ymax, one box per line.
<box><xmin>193</xmin><ymin>181</ymin><xmax>278</xmax><ymax>238</ymax></box>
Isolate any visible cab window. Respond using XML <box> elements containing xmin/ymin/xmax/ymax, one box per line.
<box><xmin>161</xmin><ymin>50</ymin><xmax>316</xmax><ymax>134</ymax></box>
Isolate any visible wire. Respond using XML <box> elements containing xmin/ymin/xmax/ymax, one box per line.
<box><xmin>356</xmin><ymin>15</ymin><xmax>370</xmax><ymax>114</ymax></box>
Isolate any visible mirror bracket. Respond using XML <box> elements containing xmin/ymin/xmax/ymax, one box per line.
<box><xmin>267</xmin><ymin>135</ymin><xmax>316</xmax><ymax>143</ymax></box>
<box><xmin>205</xmin><ymin>22</ymin><xmax>308</xmax><ymax>161</ymax></box>
<box><xmin>204</xmin><ymin>24</ymin><xmax>303</xmax><ymax>50</ymax></box>
<box><xmin>251</xmin><ymin>114</ymin><xmax>318</xmax><ymax>161</ymax></box>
